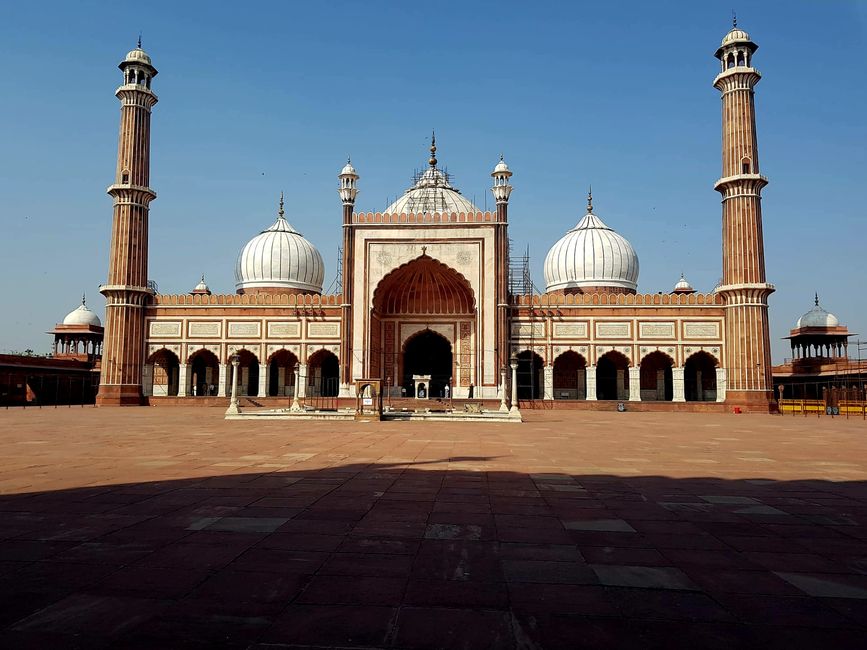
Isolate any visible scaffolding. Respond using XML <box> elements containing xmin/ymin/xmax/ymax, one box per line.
<box><xmin>325</xmin><ymin>246</ymin><xmax>343</xmax><ymax>295</ymax></box>
<box><xmin>508</xmin><ymin>240</ymin><xmax>533</xmax><ymax>296</ymax></box>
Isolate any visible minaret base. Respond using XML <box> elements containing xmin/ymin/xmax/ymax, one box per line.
<box><xmin>96</xmin><ymin>385</ymin><xmax>144</xmax><ymax>406</ymax></box>
<box><xmin>725</xmin><ymin>390</ymin><xmax>776</xmax><ymax>413</ymax></box>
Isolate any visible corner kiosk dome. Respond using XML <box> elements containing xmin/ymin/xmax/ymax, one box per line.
<box><xmin>796</xmin><ymin>295</ymin><xmax>840</xmax><ymax>329</ymax></box>
<box><xmin>384</xmin><ymin>134</ymin><xmax>480</xmax><ymax>215</ymax></box>
<box><xmin>63</xmin><ymin>296</ymin><xmax>101</xmax><ymax>327</ymax></box>
<box><xmin>672</xmin><ymin>273</ymin><xmax>695</xmax><ymax>294</ymax></box>
<box><xmin>544</xmin><ymin>192</ymin><xmax>639</xmax><ymax>294</ymax></box>
<box><xmin>235</xmin><ymin>195</ymin><xmax>325</xmax><ymax>295</ymax></box>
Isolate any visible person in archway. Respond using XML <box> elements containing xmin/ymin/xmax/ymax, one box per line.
<box><xmin>444</xmin><ymin>385</ymin><xmax>450</xmax><ymax>399</ymax></box>
<box><xmin>468</xmin><ymin>383</ymin><xmax>474</xmax><ymax>398</ymax></box>
<box><xmin>418</xmin><ymin>385</ymin><xmax>426</xmax><ymax>399</ymax></box>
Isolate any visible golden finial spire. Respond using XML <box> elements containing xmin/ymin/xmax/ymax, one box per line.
<box><xmin>429</xmin><ymin>130</ymin><xmax>437</xmax><ymax>167</ymax></box>
<box><xmin>587</xmin><ymin>186</ymin><xmax>593</xmax><ymax>213</ymax></box>
<box><xmin>278</xmin><ymin>191</ymin><xmax>285</xmax><ymax>218</ymax></box>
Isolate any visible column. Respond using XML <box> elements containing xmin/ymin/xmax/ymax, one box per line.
<box><xmin>672</xmin><ymin>367</ymin><xmax>685</xmax><ymax>402</ymax></box>
<box><xmin>577</xmin><ymin>369</ymin><xmax>586</xmax><ymax>400</ymax></box>
<box><xmin>543</xmin><ymin>365</ymin><xmax>554</xmax><ymax>400</ymax></box>
<box><xmin>509</xmin><ymin>359</ymin><xmax>520</xmax><ymax>415</ymax></box>
<box><xmin>628</xmin><ymin>367</ymin><xmax>641</xmax><ymax>402</ymax></box>
<box><xmin>226</xmin><ymin>357</ymin><xmax>240</xmax><ymax>415</ymax></box>
<box><xmin>178</xmin><ymin>364</ymin><xmax>189</xmax><ymax>397</ymax></box>
<box><xmin>499</xmin><ymin>367</ymin><xmax>508</xmax><ymax>412</ymax></box>
<box><xmin>217</xmin><ymin>364</ymin><xmax>227</xmax><ymax>397</ymax></box>
<box><xmin>297</xmin><ymin>363</ymin><xmax>308</xmax><ymax>398</ymax></box>
<box><xmin>585</xmin><ymin>366</ymin><xmax>597</xmax><ymax>400</ymax></box>
<box><xmin>142</xmin><ymin>364</ymin><xmax>153</xmax><ymax>397</ymax></box>
<box><xmin>258</xmin><ymin>363</ymin><xmax>268</xmax><ymax>398</ymax></box>
<box><xmin>290</xmin><ymin>365</ymin><xmax>302</xmax><ymax>412</ymax></box>
<box><xmin>617</xmin><ymin>369</ymin><xmax>627</xmax><ymax>400</ymax></box>
<box><xmin>715</xmin><ymin>368</ymin><xmax>727</xmax><ymax>402</ymax></box>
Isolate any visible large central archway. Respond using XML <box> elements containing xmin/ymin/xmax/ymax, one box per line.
<box><xmin>402</xmin><ymin>330</ymin><xmax>452</xmax><ymax>398</ymax></box>
<box><xmin>371</xmin><ymin>254</ymin><xmax>475</xmax><ymax>395</ymax></box>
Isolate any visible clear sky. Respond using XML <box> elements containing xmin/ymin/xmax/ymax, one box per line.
<box><xmin>1</xmin><ymin>0</ymin><xmax>865</xmax><ymax>362</ymax></box>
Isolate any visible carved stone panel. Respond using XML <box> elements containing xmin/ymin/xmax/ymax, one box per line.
<box><xmin>228</xmin><ymin>322</ymin><xmax>261</xmax><ymax>338</ymax></box>
<box><xmin>308</xmin><ymin>322</ymin><xmax>340</xmax><ymax>338</ymax></box>
<box><xmin>684</xmin><ymin>322</ymin><xmax>720</xmax><ymax>339</ymax></box>
<box><xmin>639</xmin><ymin>322</ymin><xmax>675</xmax><ymax>338</ymax></box>
<box><xmin>149</xmin><ymin>321</ymin><xmax>181</xmax><ymax>337</ymax></box>
<box><xmin>553</xmin><ymin>322</ymin><xmax>589</xmax><ymax>338</ymax></box>
<box><xmin>595</xmin><ymin>322</ymin><xmax>631</xmax><ymax>339</ymax></box>
<box><xmin>188</xmin><ymin>322</ymin><xmax>221</xmax><ymax>338</ymax></box>
<box><xmin>267</xmin><ymin>322</ymin><xmax>301</xmax><ymax>338</ymax></box>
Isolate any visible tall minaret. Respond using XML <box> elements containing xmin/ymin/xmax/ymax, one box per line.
<box><xmin>713</xmin><ymin>20</ymin><xmax>775</xmax><ymax>410</ymax></box>
<box><xmin>491</xmin><ymin>155</ymin><xmax>513</xmax><ymax>382</ymax></box>
<box><xmin>96</xmin><ymin>42</ymin><xmax>158</xmax><ymax>406</ymax></box>
<box><xmin>338</xmin><ymin>159</ymin><xmax>359</xmax><ymax>388</ymax></box>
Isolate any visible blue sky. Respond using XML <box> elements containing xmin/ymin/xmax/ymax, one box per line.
<box><xmin>1</xmin><ymin>0</ymin><xmax>865</xmax><ymax>362</ymax></box>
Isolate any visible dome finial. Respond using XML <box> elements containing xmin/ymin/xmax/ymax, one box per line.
<box><xmin>82</xmin><ymin>292</ymin><xmax>86</xmax><ymax>306</ymax></box>
<box><xmin>278</xmin><ymin>191</ymin><xmax>285</xmax><ymax>219</ymax></box>
<box><xmin>587</xmin><ymin>186</ymin><xmax>593</xmax><ymax>213</ymax></box>
<box><xmin>429</xmin><ymin>130</ymin><xmax>437</xmax><ymax>167</ymax></box>
<box><xmin>732</xmin><ymin>10</ymin><xmax>737</xmax><ymax>28</ymax></box>
<box><xmin>814</xmin><ymin>291</ymin><xmax>819</xmax><ymax>307</ymax></box>
<box><xmin>137</xmin><ymin>33</ymin><xmax>142</xmax><ymax>49</ymax></box>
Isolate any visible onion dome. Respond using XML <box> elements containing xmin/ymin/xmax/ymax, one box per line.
<box><xmin>235</xmin><ymin>193</ymin><xmax>325</xmax><ymax>294</ymax></box>
<box><xmin>795</xmin><ymin>294</ymin><xmax>840</xmax><ymax>329</ymax></box>
<box><xmin>544</xmin><ymin>190</ymin><xmax>639</xmax><ymax>293</ymax></box>
<box><xmin>190</xmin><ymin>274</ymin><xmax>211</xmax><ymax>296</ymax></box>
<box><xmin>63</xmin><ymin>295</ymin><xmax>101</xmax><ymax>327</ymax></box>
<box><xmin>384</xmin><ymin>133</ymin><xmax>480</xmax><ymax>215</ymax></box>
<box><xmin>492</xmin><ymin>156</ymin><xmax>511</xmax><ymax>175</ymax></box>
<box><xmin>721</xmin><ymin>27</ymin><xmax>751</xmax><ymax>47</ymax></box>
<box><xmin>123</xmin><ymin>47</ymin><xmax>152</xmax><ymax>67</ymax></box>
<box><xmin>340</xmin><ymin>159</ymin><xmax>357</xmax><ymax>177</ymax></box>
<box><xmin>672</xmin><ymin>273</ymin><xmax>695</xmax><ymax>294</ymax></box>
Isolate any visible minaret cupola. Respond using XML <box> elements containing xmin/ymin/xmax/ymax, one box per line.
<box><xmin>338</xmin><ymin>158</ymin><xmax>359</xmax><ymax>206</ymax></box>
<box><xmin>715</xmin><ymin>15</ymin><xmax>757</xmax><ymax>70</ymax></box>
<box><xmin>491</xmin><ymin>155</ymin><xmax>513</xmax><ymax>205</ymax></box>
<box><xmin>119</xmin><ymin>37</ymin><xmax>157</xmax><ymax>89</ymax></box>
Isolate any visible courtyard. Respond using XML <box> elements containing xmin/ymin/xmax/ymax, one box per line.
<box><xmin>0</xmin><ymin>407</ymin><xmax>866</xmax><ymax>648</ymax></box>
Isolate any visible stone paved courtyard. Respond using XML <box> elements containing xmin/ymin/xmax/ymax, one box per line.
<box><xmin>1</xmin><ymin>407</ymin><xmax>866</xmax><ymax>648</ymax></box>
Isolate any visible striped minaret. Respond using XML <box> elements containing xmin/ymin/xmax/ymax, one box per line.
<box><xmin>713</xmin><ymin>21</ymin><xmax>775</xmax><ymax>411</ymax></box>
<box><xmin>96</xmin><ymin>42</ymin><xmax>158</xmax><ymax>406</ymax></box>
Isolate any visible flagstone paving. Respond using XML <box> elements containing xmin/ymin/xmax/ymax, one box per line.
<box><xmin>0</xmin><ymin>407</ymin><xmax>866</xmax><ymax>648</ymax></box>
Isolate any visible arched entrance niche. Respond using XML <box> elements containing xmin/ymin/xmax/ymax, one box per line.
<box><xmin>553</xmin><ymin>351</ymin><xmax>586</xmax><ymax>400</ymax></box>
<box><xmin>188</xmin><ymin>349</ymin><xmax>219</xmax><ymax>397</ymax></box>
<box><xmin>227</xmin><ymin>349</ymin><xmax>259</xmax><ymax>397</ymax></box>
<box><xmin>372</xmin><ymin>254</ymin><xmax>475</xmax><ymax>395</ymax></box>
<box><xmin>597</xmin><ymin>351</ymin><xmax>630</xmax><ymax>400</ymax></box>
<box><xmin>640</xmin><ymin>351</ymin><xmax>673</xmax><ymax>401</ymax></box>
<box><xmin>685</xmin><ymin>351</ymin><xmax>718</xmax><ymax>401</ymax></box>
<box><xmin>268</xmin><ymin>349</ymin><xmax>297</xmax><ymax>397</ymax></box>
<box><xmin>308</xmin><ymin>349</ymin><xmax>339</xmax><ymax>397</ymax></box>
<box><xmin>402</xmin><ymin>330</ymin><xmax>452</xmax><ymax>398</ymax></box>
<box><xmin>147</xmin><ymin>349</ymin><xmax>179</xmax><ymax>396</ymax></box>
<box><xmin>516</xmin><ymin>350</ymin><xmax>544</xmax><ymax>400</ymax></box>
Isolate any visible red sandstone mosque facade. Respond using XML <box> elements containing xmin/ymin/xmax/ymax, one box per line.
<box><xmin>93</xmin><ymin>24</ymin><xmax>778</xmax><ymax>412</ymax></box>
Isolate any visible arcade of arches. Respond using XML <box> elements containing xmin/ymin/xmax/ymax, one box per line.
<box><xmin>515</xmin><ymin>349</ymin><xmax>720</xmax><ymax>403</ymax></box>
<box><xmin>370</xmin><ymin>255</ymin><xmax>475</xmax><ymax>397</ymax></box>
<box><xmin>142</xmin><ymin>347</ymin><xmax>339</xmax><ymax>399</ymax></box>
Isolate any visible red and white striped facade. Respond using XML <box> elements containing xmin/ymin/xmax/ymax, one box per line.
<box><xmin>94</xmin><ymin>26</ymin><xmax>776</xmax><ymax>411</ymax></box>
<box><xmin>712</xmin><ymin>26</ymin><xmax>775</xmax><ymax>410</ymax></box>
<box><xmin>96</xmin><ymin>47</ymin><xmax>158</xmax><ymax>405</ymax></box>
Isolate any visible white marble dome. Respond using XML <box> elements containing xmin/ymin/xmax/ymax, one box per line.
<box><xmin>235</xmin><ymin>206</ymin><xmax>325</xmax><ymax>294</ymax></box>
<box><xmin>721</xmin><ymin>27</ymin><xmax>751</xmax><ymax>47</ymax></box>
<box><xmin>63</xmin><ymin>298</ymin><xmax>101</xmax><ymax>327</ymax></box>
<box><xmin>384</xmin><ymin>167</ymin><xmax>479</xmax><ymax>215</ymax></box>
<box><xmin>123</xmin><ymin>47</ymin><xmax>152</xmax><ymax>67</ymax></box>
<box><xmin>796</xmin><ymin>297</ymin><xmax>839</xmax><ymax>329</ymax></box>
<box><xmin>544</xmin><ymin>200</ymin><xmax>639</xmax><ymax>293</ymax></box>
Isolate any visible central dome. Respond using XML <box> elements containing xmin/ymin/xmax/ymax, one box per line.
<box><xmin>384</xmin><ymin>135</ymin><xmax>480</xmax><ymax>215</ymax></box>
<box><xmin>544</xmin><ymin>194</ymin><xmax>639</xmax><ymax>294</ymax></box>
<box><xmin>235</xmin><ymin>197</ymin><xmax>325</xmax><ymax>295</ymax></box>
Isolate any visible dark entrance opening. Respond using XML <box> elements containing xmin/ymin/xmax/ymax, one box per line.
<box><xmin>403</xmin><ymin>330</ymin><xmax>452</xmax><ymax>398</ymax></box>
<box><xmin>517</xmin><ymin>350</ymin><xmax>544</xmax><ymax>400</ymax></box>
<box><xmin>597</xmin><ymin>351</ymin><xmax>629</xmax><ymax>401</ymax></box>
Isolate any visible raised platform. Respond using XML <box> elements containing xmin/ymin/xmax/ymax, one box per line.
<box><xmin>225</xmin><ymin>405</ymin><xmax>522</xmax><ymax>423</ymax></box>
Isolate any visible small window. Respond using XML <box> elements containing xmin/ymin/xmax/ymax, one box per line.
<box><xmin>741</xmin><ymin>158</ymin><xmax>751</xmax><ymax>174</ymax></box>
<box><xmin>121</xmin><ymin>171</ymin><xmax>130</xmax><ymax>184</ymax></box>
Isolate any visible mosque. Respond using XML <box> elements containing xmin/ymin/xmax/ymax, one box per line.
<box><xmin>92</xmin><ymin>24</ymin><xmax>780</xmax><ymax>412</ymax></box>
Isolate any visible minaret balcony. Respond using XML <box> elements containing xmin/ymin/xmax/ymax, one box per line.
<box><xmin>714</xmin><ymin>173</ymin><xmax>768</xmax><ymax>193</ymax></box>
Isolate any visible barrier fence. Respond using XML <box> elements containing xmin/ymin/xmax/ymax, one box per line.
<box><xmin>0</xmin><ymin>372</ymin><xmax>99</xmax><ymax>408</ymax></box>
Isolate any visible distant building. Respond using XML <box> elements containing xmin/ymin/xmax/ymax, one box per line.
<box><xmin>94</xmin><ymin>23</ymin><xmax>777</xmax><ymax>412</ymax></box>
<box><xmin>0</xmin><ymin>298</ymin><xmax>102</xmax><ymax>406</ymax></box>
<box><xmin>773</xmin><ymin>296</ymin><xmax>866</xmax><ymax>404</ymax></box>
